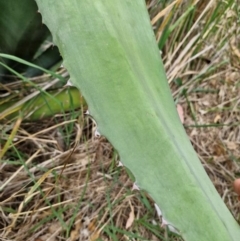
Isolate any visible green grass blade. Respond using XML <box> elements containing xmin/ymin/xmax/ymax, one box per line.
<box><xmin>0</xmin><ymin>54</ymin><xmax>65</xmax><ymax>82</ymax></box>
<box><xmin>35</xmin><ymin>1</ymin><xmax>240</xmax><ymax>240</ymax></box>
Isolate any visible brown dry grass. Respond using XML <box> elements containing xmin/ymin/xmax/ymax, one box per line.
<box><xmin>1</xmin><ymin>1</ymin><xmax>240</xmax><ymax>241</ymax></box>
<box><xmin>1</xmin><ymin>116</ymin><xmax>170</xmax><ymax>241</ymax></box>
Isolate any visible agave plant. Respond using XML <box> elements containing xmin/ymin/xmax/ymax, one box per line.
<box><xmin>33</xmin><ymin>0</ymin><xmax>240</xmax><ymax>241</ymax></box>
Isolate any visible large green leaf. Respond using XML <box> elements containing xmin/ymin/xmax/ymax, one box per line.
<box><xmin>35</xmin><ymin>1</ymin><xmax>240</xmax><ymax>240</ymax></box>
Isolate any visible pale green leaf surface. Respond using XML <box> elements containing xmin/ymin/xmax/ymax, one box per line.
<box><xmin>35</xmin><ymin>1</ymin><xmax>240</xmax><ymax>240</ymax></box>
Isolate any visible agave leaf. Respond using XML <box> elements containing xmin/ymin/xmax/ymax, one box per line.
<box><xmin>0</xmin><ymin>0</ymin><xmax>61</xmax><ymax>80</ymax></box>
<box><xmin>35</xmin><ymin>1</ymin><xmax>240</xmax><ymax>240</ymax></box>
<box><xmin>0</xmin><ymin>87</ymin><xmax>84</xmax><ymax>121</ymax></box>
<box><xmin>24</xmin><ymin>45</ymin><xmax>62</xmax><ymax>77</ymax></box>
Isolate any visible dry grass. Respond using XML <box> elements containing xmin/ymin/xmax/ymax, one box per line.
<box><xmin>1</xmin><ymin>116</ymin><xmax>172</xmax><ymax>241</ymax></box>
<box><xmin>1</xmin><ymin>0</ymin><xmax>240</xmax><ymax>240</ymax></box>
